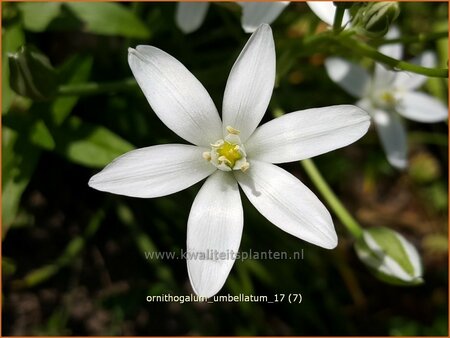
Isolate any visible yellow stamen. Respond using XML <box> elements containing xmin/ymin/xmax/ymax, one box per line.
<box><xmin>240</xmin><ymin>162</ymin><xmax>250</xmax><ymax>172</ymax></box>
<box><xmin>226</xmin><ymin>126</ymin><xmax>240</xmax><ymax>135</ymax></box>
<box><xmin>218</xmin><ymin>155</ymin><xmax>232</xmax><ymax>165</ymax></box>
<box><xmin>202</xmin><ymin>152</ymin><xmax>211</xmax><ymax>161</ymax></box>
<box><xmin>217</xmin><ymin>142</ymin><xmax>242</xmax><ymax>168</ymax></box>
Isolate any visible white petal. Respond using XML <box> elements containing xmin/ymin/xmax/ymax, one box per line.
<box><xmin>372</xmin><ymin>109</ymin><xmax>408</xmax><ymax>169</ymax></box>
<box><xmin>128</xmin><ymin>46</ymin><xmax>223</xmax><ymax>147</ymax></box>
<box><xmin>394</xmin><ymin>233</ymin><xmax>423</xmax><ymax>278</ymax></box>
<box><xmin>363</xmin><ymin>231</ymin><xmax>415</xmax><ymax>282</ymax></box>
<box><xmin>176</xmin><ymin>2</ymin><xmax>209</xmax><ymax>34</ymax></box>
<box><xmin>306</xmin><ymin>2</ymin><xmax>350</xmax><ymax>26</ymax></box>
<box><xmin>246</xmin><ymin>105</ymin><xmax>370</xmax><ymax>164</ymax></box>
<box><xmin>89</xmin><ymin>144</ymin><xmax>215</xmax><ymax>198</ymax></box>
<box><xmin>325</xmin><ymin>58</ymin><xmax>371</xmax><ymax>98</ymax></box>
<box><xmin>378</xmin><ymin>25</ymin><xmax>402</xmax><ymax>59</ymax></box>
<box><xmin>373</xmin><ymin>26</ymin><xmax>402</xmax><ymax>88</ymax></box>
<box><xmin>187</xmin><ymin>171</ymin><xmax>243</xmax><ymax>298</ymax></box>
<box><xmin>394</xmin><ymin>51</ymin><xmax>436</xmax><ymax>91</ymax></box>
<box><xmin>235</xmin><ymin>161</ymin><xmax>337</xmax><ymax>249</ymax></box>
<box><xmin>240</xmin><ymin>2</ymin><xmax>289</xmax><ymax>33</ymax></box>
<box><xmin>396</xmin><ymin>91</ymin><xmax>448</xmax><ymax>123</ymax></box>
<box><xmin>373</xmin><ymin>65</ymin><xmax>397</xmax><ymax>90</ymax></box>
<box><xmin>222</xmin><ymin>24</ymin><xmax>275</xmax><ymax>142</ymax></box>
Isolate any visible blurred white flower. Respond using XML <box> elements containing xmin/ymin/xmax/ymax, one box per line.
<box><xmin>306</xmin><ymin>1</ymin><xmax>350</xmax><ymax>27</ymax></box>
<box><xmin>176</xmin><ymin>2</ymin><xmax>289</xmax><ymax>34</ymax></box>
<box><xmin>175</xmin><ymin>2</ymin><xmax>210</xmax><ymax>34</ymax></box>
<box><xmin>89</xmin><ymin>24</ymin><xmax>371</xmax><ymax>297</ymax></box>
<box><xmin>325</xmin><ymin>27</ymin><xmax>447</xmax><ymax>168</ymax></box>
<box><xmin>240</xmin><ymin>2</ymin><xmax>290</xmax><ymax>33</ymax></box>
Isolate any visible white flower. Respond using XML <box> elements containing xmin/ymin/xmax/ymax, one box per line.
<box><xmin>325</xmin><ymin>27</ymin><xmax>448</xmax><ymax>169</ymax></box>
<box><xmin>306</xmin><ymin>1</ymin><xmax>350</xmax><ymax>27</ymax></box>
<box><xmin>89</xmin><ymin>24</ymin><xmax>370</xmax><ymax>297</ymax></box>
<box><xmin>176</xmin><ymin>2</ymin><xmax>289</xmax><ymax>34</ymax></box>
<box><xmin>176</xmin><ymin>1</ymin><xmax>349</xmax><ymax>34</ymax></box>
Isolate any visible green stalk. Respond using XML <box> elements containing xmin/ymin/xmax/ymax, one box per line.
<box><xmin>301</xmin><ymin>158</ymin><xmax>363</xmax><ymax>239</ymax></box>
<box><xmin>57</xmin><ymin>78</ymin><xmax>137</xmax><ymax>96</ymax></box>
<box><xmin>339</xmin><ymin>37</ymin><xmax>448</xmax><ymax>78</ymax></box>
<box><xmin>375</xmin><ymin>31</ymin><xmax>448</xmax><ymax>46</ymax></box>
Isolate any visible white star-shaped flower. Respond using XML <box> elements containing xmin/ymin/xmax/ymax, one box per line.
<box><xmin>89</xmin><ymin>24</ymin><xmax>370</xmax><ymax>297</ymax></box>
<box><xmin>176</xmin><ymin>2</ymin><xmax>349</xmax><ymax>35</ymax></box>
<box><xmin>176</xmin><ymin>2</ymin><xmax>289</xmax><ymax>34</ymax></box>
<box><xmin>306</xmin><ymin>1</ymin><xmax>350</xmax><ymax>27</ymax></box>
<box><xmin>325</xmin><ymin>27</ymin><xmax>448</xmax><ymax>169</ymax></box>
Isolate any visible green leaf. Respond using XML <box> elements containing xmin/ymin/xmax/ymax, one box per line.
<box><xmin>17</xmin><ymin>2</ymin><xmax>62</xmax><ymax>32</ymax></box>
<box><xmin>3</xmin><ymin>113</ymin><xmax>55</xmax><ymax>150</ymax></box>
<box><xmin>1</xmin><ymin>55</ymin><xmax>92</xmax><ymax>235</ymax></box>
<box><xmin>2</xmin><ymin>23</ymin><xmax>25</xmax><ymax>113</ymax></box>
<box><xmin>8</xmin><ymin>45</ymin><xmax>59</xmax><ymax>100</ymax></box>
<box><xmin>2</xmin><ymin>257</ymin><xmax>17</xmax><ymax>277</ymax></box>
<box><xmin>53</xmin><ymin>117</ymin><xmax>134</xmax><ymax>168</ymax></box>
<box><xmin>2</xmin><ymin>127</ymin><xmax>41</xmax><ymax>235</ymax></box>
<box><xmin>3</xmin><ymin>59</ymin><xmax>124</xmax><ymax>170</ymax></box>
<box><xmin>65</xmin><ymin>2</ymin><xmax>151</xmax><ymax>39</ymax></box>
<box><xmin>15</xmin><ymin>209</ymin><xmax>105</xmax><ymax>288</ymax></box>
<box><xmin>52</xmin><ymin>55</ymin><xmax>93</xmax><ymax>124</ymax></box>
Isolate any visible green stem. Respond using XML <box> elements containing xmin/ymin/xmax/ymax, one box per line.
<box><xmin>375</xmin><ymin>31</ymin><xmax>448</xmax><ymax>46</ymax></box>
<box><xmin>57</xmin><ymin>78</ymin><xmax>138</xmax><ymax>96</ymax></box>
<box><xmin>339</xmin><ymin>37</ymin><xmax>448</xmax><ymax>78</ymax></box>
<box><xmin>301</xmin><ymin>158</ymin><xmax>363</xmax><ymax>239</ymax></box>
<box><xmin>333</xmin><ymin>5</ymin><xmax>345</xmax><ymax>32</ymax></box>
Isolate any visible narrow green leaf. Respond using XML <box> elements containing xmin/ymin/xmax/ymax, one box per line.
<box><xmin>17</xmin><ymin>2</ymin><xmax>62</xmax><ymax>32</ymax></box>
<box><xmin>3</xmin><ymin>107</ymin><xmax>127</xmax><ymax>188</ymax></box>
<box><xmin>2</xmin><ymin>23</ymin><xmax>25</xmax><ymax>113</ymax></box>
<box><xmin>53</xmin><ymin>117</ymin><xmax>134</xmax><ymax>168</ymax></box>
<box><xmin>66</xmin><ymin>2</ymin><xmax>151</xmax><ymax>39</ymax></box>
<box><xmin>52</xmin><ymin>55</ymin><xmax>93</xmax><ymax>124</ymax></box>
<box><xmin>2</xmin><ymin>55</ymin><xmax>92</xmax><ymax>234</ymax></box>
<box><xmin>16</xmin><ymin>209</ymin><xmax>105</xmax><ymax>288</ymax></box>
<box><xmin>8</xmin><ymin>45</ymin><xmax>59</xmax><ymax>100</ymax></box>
<box><xmin>2</xmin><ymin>127</ymin><xmax>41</xmax><ymax>235</ymax></box>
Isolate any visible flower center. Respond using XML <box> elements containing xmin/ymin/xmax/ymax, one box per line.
<box><xmin>203</xmin><ymin>126</ymin><xmax>250</xmax><ymax>172</ymax></box>
<box><xmin>373</xmin><ymin>90</ymin><xmax>398</xmax><ymax>110</ymax></box>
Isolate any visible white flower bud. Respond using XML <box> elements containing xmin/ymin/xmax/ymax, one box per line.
<box><xmin>354</xmin><ymin>227</ymin><xmax>423</xmax><ymax>285</ymax></box>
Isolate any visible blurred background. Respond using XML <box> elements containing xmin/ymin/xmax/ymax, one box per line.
<box><xmin>2</xmin><ymin>1</ymin><xmax>448</xmax><ymax>335</ymax></box>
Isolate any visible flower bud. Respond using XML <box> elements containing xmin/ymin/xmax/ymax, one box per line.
<box><xmin>8</xmin><ymin>45</ymin><xmax>58</xmax><ymax>100</ymax></box>
<box><xmin>354</xmin><ymin>227</ymin><xmax>423</xmax><ymax>285</ymax></box>
<box><xmin>352</xmin><ymin>2</ymin><xmax>400</xmax><ymax>37</ymax></box>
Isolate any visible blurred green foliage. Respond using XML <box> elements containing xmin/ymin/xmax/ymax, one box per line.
<box><xmin>2</xmin><ymin>2</ymin><xmax>448</xmax><ymax>336</ymax></box>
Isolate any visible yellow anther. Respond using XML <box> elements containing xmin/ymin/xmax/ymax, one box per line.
<box><xmin>226</xmin><ymin>126</ymin><xmax>240</xmax><ymax>135</ymax></box>
<box><xmin>207</xmin><ymin>131</ymin><xmax>247</xmax><ymax>172</ymax></box>
<box><xmin>217</xmin><ymin>142</ymin><xmax>242</xmax><ymax>168</ymax></box>
<box><xmin>218</xmin><ymin>156</ymin><xmax>232</xmax><ymax>165</ymax></box>
<box><xmin>202</xmin><ymin>152</ymin><xmax>211</xmax><ymax>161</ymax></box>
<box><xmin>240</xmin><ymin>162</ymin><xmax>250</xmax><ymax>172</ymax></box>
<box><xmin>210</xmin><ymin>140</ymin><xmax>224</xmax><ymax>148</ymax></box>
